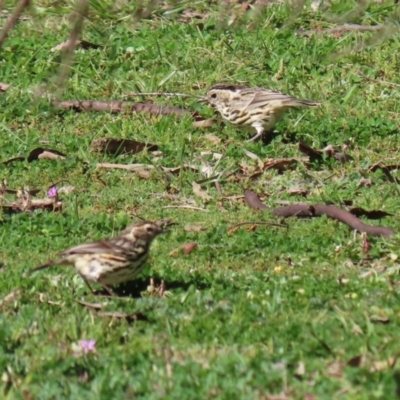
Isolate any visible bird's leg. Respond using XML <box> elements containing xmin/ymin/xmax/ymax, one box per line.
<box><xmin>81</xmin><ymin>277</ymin><xmax>97</xmax><ymax>295</ymax></box>
<box><xmin>247</xmin><ymin>124</ymin><xmax>264</xmax><ymax>142</ymax></box>
<box><xmin>100</xmin><ymin>284</ymin><xmax>115</xmax><ymax>297</ymax></box>
<box><xmin>81</xmin><ymin>276</ymin><xmax>115</xmax><ymax>297</ymax></box>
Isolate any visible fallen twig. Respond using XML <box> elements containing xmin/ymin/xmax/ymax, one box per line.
<box><xmin>162</xmin><ymin>205</ymin><xmax>208</xmax><ymax>212</ymax></box>
<box><xmin>297</xmin><ymin>24</ymin><xmax>384</xmax><ymax>36</ymax></box>
<box><xmin>123</xmin><ymin>92</ymin><xmax>200</xmax><ymax>99</ymax></box>
<box><xmin>357</xmin><ymin>71</ymin><xmax>400</xmax><ymax>88</ymax></box>
<box><xmin>229</xmin><ymin>221</ymin><xmax>287</xmax><ymax>230</ymax></box>
<box><xmin>244</xmin><ymin>190</ymin><xmax>395</xmax><ymax>238</ymax></box>
<box><xmin>54</xmin><ymin>99</ymin><xmax>206</xmax><ymax>122</ymax></box>
<box><xmin>0</xmin><ymin>0</ymin><xmax>30</xmax><ymax>47</ymax></box>
<box><xmin>2</xmin><ymin>198</ymin><xmax>62</xmax><ymax>213</ymax></box>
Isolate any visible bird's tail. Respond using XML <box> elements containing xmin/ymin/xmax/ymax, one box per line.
<box><xmin>284</xmin><ymin>98</ymin><xmax>321</xmax><ymax>107</ymax></box>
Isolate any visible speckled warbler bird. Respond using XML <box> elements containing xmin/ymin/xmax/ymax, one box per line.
<box><xmin>30</xmin><ymin>219</ymin><xmax>173</xmax><ymax>295</ymax></box>
<box><xmin>199</xmin><ymin>83</ymin><xmax>320</xmax><ymax>142</ymax></box>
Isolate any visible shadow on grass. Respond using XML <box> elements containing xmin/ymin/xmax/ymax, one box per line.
<box><xmin>92</xmin><ymin>276</ymin><xmax>212</xmax><ymax>298</ymax></box>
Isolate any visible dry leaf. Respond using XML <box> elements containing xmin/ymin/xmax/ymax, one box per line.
<box><xmin>243</xmin><ymin>148</ymin><xmax>262</xmax><ymax>161</ymax></box>
<box><xmin>304</xmin><ymin>394</ymin><xmax>317</xmax><ymax>400</ymax></box>
<box><xmin>182</xmin><ymin>242</ymin><xmax>198</xmax><ymax>255</ymax></box>
<box><xmin>347</xmin><ymin>355</ymin><xmax>364</xmax><ymax>367</ymax></box>
<box><xmin>193</xmin><ymin>118</ymin><xmax>218</xmax><ymax>128</ymax></box>
<box><xmin>0</xmin><ymin>82</ymin><xmax>10</xmax><ymax>92</ymax></box>
<box><xmin>179</xmin><ymin>9</ymin><xmax>210</xmax><ymax>22</ymax></box>
<box><xmin>51</xmin><ymin>39</ymin><xmax>102</xmax><ymax>52</ymax></box>
<box><xmin>192</xmin><ymin>182</ymin><xmax>212</xmax><ymax>201</ymax></box>
<box><xmin>137</xmin><ymin>170</ymin><xmax>152</xmax><ymax>179</ymax></box>
<box><xmin>169</xmin><ymin>242</ymin><xmax>198</xmax><ymax>256</ymax></box>
<box><xmin>200</xmin><ymin>151</ymin><xmax>223</xmax><ymax>161</ymax></box>
<box><xmin>357</xmin><ymin>178</ymin><xmax>373</xmax><ymax>188</ymax></box>
<box><xmin>351</xmin><ymin>324</ymin><xmax>363</xmax><ymax>335</ymax></box>
<box><xmin>369</xmin><ymin>312</ymin><xmax>390</xmax><ymax>324</ymax></box>
<box><xmin>58</xmin><ymin>185</ymin><xmax>76</xmax><ymax>195</ymax></box>
<box><xmin>370</xmin><ymin>357</ymin><xmax>396</xmax><ymax>373</ymax></box>
<box><xmin>326</xmin><ymin>361</ymin><xmax>344</xmax><ymax>377</ymax></box>
<box><xmin>0</xmin><ymin>290</ymin><xmax>20</xmax><ymax>306</ymax></box>
<box><xmin>203</xmin><ymin>134</ymin><xmax>221</xmax><ymax>144</ymax></box>
<box><xmin>261</xmin><ymin>158</ymin><xmax>306</xmax><ymax>172</ymax></box>
<box><xmin>27</xmin><ymin>148</ymin><xmax>67</xmax><ymax>162</ymax></box>
<box><xmin>265</xmin><ymin>394</ymin><xmax>290</xmax><ymax>400</ymax></box>
<box><xmin>333</xmin><ymin>152</ymin><xmax>354</xmax><ymax>163</ymax></box>
<box><xmin>221</xmin><ymin>195</ymin><xmax>245</xmax><ymax>202</ymax></box>
<box><xmin>287</xmin><ymin>186</ymin><xmax>309</xmax><ymax>197</ymax></box>
<box><xmin>227</xmin><ymin>226</ymin><xmax>240</xmax><ymax>235</ymax></box>
<box><xmin>295</xmin><ymin>361</ymin><xmax>306</xmax><ymax>377</ymax></box>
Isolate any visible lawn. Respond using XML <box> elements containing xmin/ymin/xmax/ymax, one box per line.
<box><xmin>1</xmin><ymin>0</ymin><xmax>400</xmax><ymax>398</ymax></box>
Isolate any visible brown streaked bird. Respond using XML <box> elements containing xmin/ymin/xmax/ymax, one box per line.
<box><xmin>30</xmin><ymin>219</ymin><xmax>173</xmax><ymax>295</ymax></box>
<box><xmin>199</xmin><ymin>83</ymin><xmax>320</xmax><ymax>142</ymax></box>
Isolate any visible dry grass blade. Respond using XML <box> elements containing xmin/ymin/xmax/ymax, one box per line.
<box><xmin>192</xmin><ymin>182</ymin><xmax>212</xmax><ymax>201</ymax></box>
<box><xmin>357</xmin><ymin>71</ymin><xmax>400</xmax><ymax>88</ymax></box>
<box><xmin>229</xmin><ymin>221</ymin><xmax>287</xmax><ymax>230</ymax></box>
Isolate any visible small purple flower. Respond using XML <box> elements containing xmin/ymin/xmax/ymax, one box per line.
<box><xmin>72</xmin><ymin>339</ymin><xmax>96</xmax><ymax>357</ymax></box>
<box><xmin>47</xmin><ymin>186</ymin><xmax>58</xmax><ymax>198</ymax></box>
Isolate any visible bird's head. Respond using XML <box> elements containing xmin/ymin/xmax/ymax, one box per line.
<box><xmin>199</xmin><ymin>83</ymin><xmax>246</xmax><ymax>109</ymax></box>
<box><xmin>122</xmin><ymin>219</ymin><xmax>174</xmax><ymax>242</ymax></box>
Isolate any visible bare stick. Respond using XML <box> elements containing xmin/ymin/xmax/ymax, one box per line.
<box><xmin>123</xmin><ymin>92</ymin><xmax>200</xmax><ymax>99</ymax></box>
<box><xmin>229</xmin><ymin>221</ymin><xmax>287</xmax><ymax>230</ymax></box>
<box><xmin>357</xmin><ymin>71</ymin><xmax>400</xmax><ymax>88</ymax></box>
<box><xmin>162</xmin><ymin>205</ymin><xmax>208</xmax><ymax>212</ymax></box>
<box><xmin>0</xmin><ymin>0</ymin><xmax>30</xmax><ymax>47</ymax></box>
<box><xmin>53</xmin><ymin>0</ymin><xmax>88</xmax><ymax>100</ymax></box>
<box><xmin>297</xmin><ymin>24</ymin><xmax>384</xmax><ymax>36</ymax></box>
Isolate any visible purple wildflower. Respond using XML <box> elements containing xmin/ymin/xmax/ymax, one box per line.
<box><xmin>47</xmin><ymin>186</ymin><xmax>58</xmax><ymax>198</ymax></box>
<box><xmin>72</xmin><ymin>339</ymin><xmax>96</xmax><ymax>357</ymax></box>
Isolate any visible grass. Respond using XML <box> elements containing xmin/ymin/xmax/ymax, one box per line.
<box><xmin>1</xmin><ymin>0</ymin><xmax>400</xmax><ymax>398</ymax></box>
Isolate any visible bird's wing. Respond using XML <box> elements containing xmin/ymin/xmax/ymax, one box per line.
<box><xmin>61</xmin><ymin>240</ymin><xmax>121</xmax><ymax>256</ymax></box>
<box><xmin>246</xmin><ymin>89</ymin><xmax>319</xmax><ymax>110</ymax></box>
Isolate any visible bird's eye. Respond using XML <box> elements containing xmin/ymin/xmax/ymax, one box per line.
<box><xmin>211</xmin><ymin>93</ymin><xmax>217</xmax><ymax>99</ymax></box>
<box><xmin>146</xmin><ymin>225</ymin><xmax>155</xmax><ymax>234</ymax></box>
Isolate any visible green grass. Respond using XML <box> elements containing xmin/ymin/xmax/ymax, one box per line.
<box><xmin>2</xmin><ymin>0</ymin><xmax>400</xmax><ymax>398</ymax></box>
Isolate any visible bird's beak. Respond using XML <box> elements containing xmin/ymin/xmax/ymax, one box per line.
<box><xmin>198</xmin><ymin>96</ymin><xmax>207</xmax><ymax>103</ymax></box>
<box><xmin>157</xmin><ymin>218</ymin><xmax>177</xmax><ymax>234</ymax></box>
